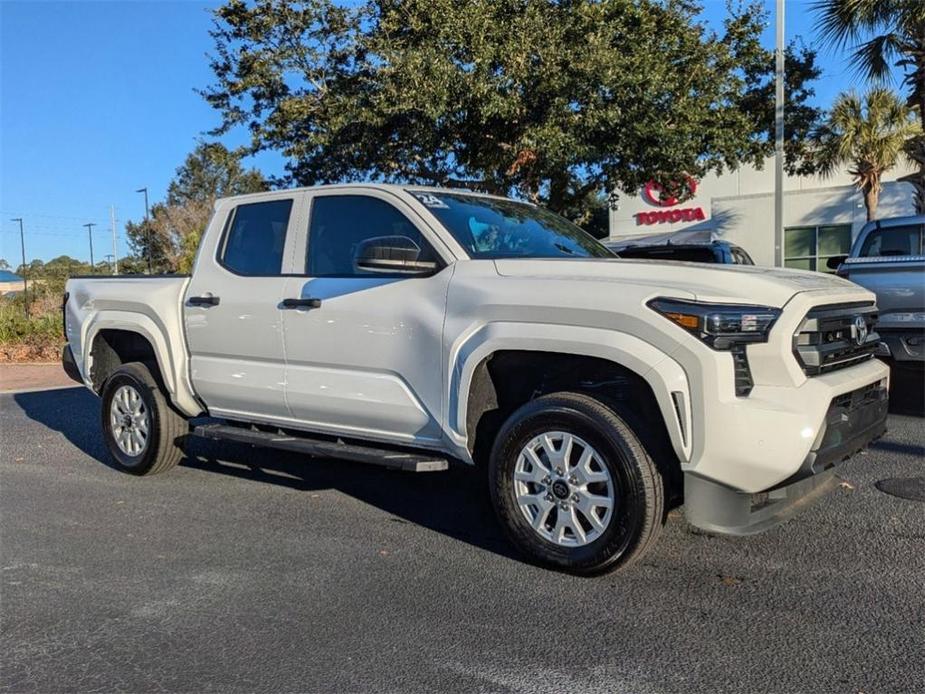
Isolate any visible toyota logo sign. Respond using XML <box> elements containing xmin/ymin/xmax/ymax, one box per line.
<box><xmin>643</xmin><ymin>178</ymin><xmax>698</xmax><ymax>207</ymax></box>
<box><xmin>636</xmin><ymin>176</ymin><xmax>706</xmax><ymax>226</ymax></box>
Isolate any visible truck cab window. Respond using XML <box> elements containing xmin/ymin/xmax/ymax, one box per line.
<box><xmin>306</xmin><ymin>195</ymin><xmax>438</xmax><ymax>276</ymax></box>
<box><xmin>859</xmin><ymin>225</ymin><xmax>924</xmax><ymax>258</ymax></box>
<box><xmin>220</xmin><ymin>199</ymin><xmax>293</xmax><ymax>275</ymax></box>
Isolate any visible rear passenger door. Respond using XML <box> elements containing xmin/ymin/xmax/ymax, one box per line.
<box><xmin>280</xmin><ymin>191</ymin><xmax>452</xmax><ymax>444</ymax></box>
<box><xmin>184</xmin><ymin>196</ymin><xmax>301</xmax><ymax>422</ymax></box>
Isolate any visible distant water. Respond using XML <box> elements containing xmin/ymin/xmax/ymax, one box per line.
<box><xmin>0</xmin><ymin>270</ymin><xmax>23</xmax><ymax>282</ymax></box>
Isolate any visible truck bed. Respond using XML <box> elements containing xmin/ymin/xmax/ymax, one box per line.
<box><xmin>64</xmin><ymin>274</ymin><xmax>198</xmax><ymax>413</ymax></box>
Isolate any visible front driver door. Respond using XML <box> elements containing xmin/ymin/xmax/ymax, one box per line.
<box><xmin>281</xmin><ymin>191</ymin><xmax>452</xmax><ymax>445</ymax></box>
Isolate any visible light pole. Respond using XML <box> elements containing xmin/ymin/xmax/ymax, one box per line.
<box><xmin>110</xmin><ymin>205</ymin><xmax>119</xmax><ymax>275</ymax></box>
<box><xmin>10</xmin><ymin>217</ymin><xmax>27</xmax><ymax>315</ymax></box>
<box><xmin>136</xmin><ymin>187</ymin><xmax>152</xmax><ymax>273</ymax></box>
<box><xmin>84</xmin><ymin>222</ymin><xmax>96</xmax><ymax>271</ymax></box>
<box><xmin>773</xmin><ymin>0</ymin><xmax>785</xmax><ymax>267</ymax></box>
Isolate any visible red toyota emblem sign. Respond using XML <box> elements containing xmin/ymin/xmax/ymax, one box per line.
<box><xmin>643</xmin><ymin>177</ymin><xmax>698</xmax><ymax>207</ymax></box>
<box><xmin>637</xmin><ymin>176</ymin><xmax>705</xmax><ymax>225</ymax></box>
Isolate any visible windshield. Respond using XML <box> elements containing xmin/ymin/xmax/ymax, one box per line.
<box><xmin>409</xmin><ymin>191</ymin><xmax>614</xmax><ymax>260</ymax></box>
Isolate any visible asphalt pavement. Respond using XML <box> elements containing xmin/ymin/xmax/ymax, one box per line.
<box><xmin>2</xmin><ymin>386</ymin><xmax>923</xmax><ymax>693</ymax></box>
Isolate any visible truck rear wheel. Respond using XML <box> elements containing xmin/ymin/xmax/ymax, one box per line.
<box><xmin>488</xmin><ymin>392</ymin><xmax>664</xmax><ymax>575</ymax></box>
<box><xmin>100</xmin><ymin>362</ymin><xmax>187</xmax><ymax>476</ymax></box>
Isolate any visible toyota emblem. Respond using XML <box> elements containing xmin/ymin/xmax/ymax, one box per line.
<box><xmin>853</xmin><ymin>316</ymin><xmax>868</xmax><ymax>345</ymax></box>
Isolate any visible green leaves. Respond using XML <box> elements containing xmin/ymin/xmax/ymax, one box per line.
<box><xmin>810</xmin><ymin>0</ymin><xmax>925</xmax><ymax>213</ymax></box>
<box><xmin>203</xmin><ymin>0</ymin><xmax>822</xmax><ymax>216</ymax></box>
<box><xmin>166</xmin><ymin>142</ymin><xmax>266</xmax><ymax>206</ymax></box>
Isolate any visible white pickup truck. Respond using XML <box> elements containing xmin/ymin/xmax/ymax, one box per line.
<box><xmin>63</xmin><ymin>185</ymin><xmax>889</xmax><ymax>573</ymax></box>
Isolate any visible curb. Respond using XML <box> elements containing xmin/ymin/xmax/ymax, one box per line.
<box><xmin>0</xmin><ymin>384</ymin><xmax>82</xmax><ymax>396</ymax></box>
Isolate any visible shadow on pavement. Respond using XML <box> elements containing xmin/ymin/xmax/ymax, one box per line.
<box><xmin>13</xmin><ymin>386</ymin><xmax>517</xmax><ymax>562</ymax></box>
<box><xmin>13</xmin><ymin>386</ymin><xmax>116</xmax><ymax>468</ymax></box>
<box><xmin>887</xmin><ymin>361</ymin><xmax>924</xmax><ymax>416</ymax></box>
<box><xmin>870</xmin><ymin>439</ymin><xmax>925</xmax><ymax>457</ymax></box>
<box><xmin>184</xmin><ymin>438</ymin><xmax>515</xmax><ymax>559</ymax></box>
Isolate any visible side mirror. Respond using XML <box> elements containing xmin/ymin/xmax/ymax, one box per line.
<box><xmin>354</xmin><ymin>235</ymin><xmax>438</xmax><ymax>275</ymax></box>
<box><xmin>826</xmin><ymin>255</ymin><xmax>848</xmax><ymax>270</ymax></box>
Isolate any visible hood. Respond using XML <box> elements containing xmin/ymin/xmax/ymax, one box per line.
<box><xmin>493</xmin><ymin>258</ymin><xmax>862</xmax><ymax>307</ymax></box>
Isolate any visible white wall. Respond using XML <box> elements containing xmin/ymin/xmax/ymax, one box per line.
<box><xmin>609</xmin><ymin>157</ymin><xmax>918</xmax><ymax>265</ymax></box>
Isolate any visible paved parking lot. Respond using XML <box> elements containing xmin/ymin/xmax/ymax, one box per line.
<box><xmin>2</xmin><ymin>386</ymin><xmax>923</xmax><ymax>693</ymax></box>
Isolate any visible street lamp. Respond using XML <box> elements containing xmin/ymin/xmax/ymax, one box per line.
<box><xmin>10</xmin><ymin>217</ymin><xmax>27</xmax><ymax>315</ymax></box>
<box><xmin>136</xmin><ymin>187</ymin><xmax>152</xmax><ymax>273</ymax></box>
<box><xmin>83</xmin><ymin>222</ymin><xmax>96</xmax><ymax>271</ymax></box>
<box><xmin>773</xmin><ymin>0</ymin><xmax>785</xmax><ymax>267</ymax></box>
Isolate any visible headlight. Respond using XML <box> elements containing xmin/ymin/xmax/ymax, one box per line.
<box><xmin>647</xmin><ymin>298</ymin><xmax>781</xmax><ymax>350</ymax></box>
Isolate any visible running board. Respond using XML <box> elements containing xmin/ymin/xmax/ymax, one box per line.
<box><xmin>191</xmin><ymin>423</ymin><xmax>449</xmax><ymax>472</ymax></box>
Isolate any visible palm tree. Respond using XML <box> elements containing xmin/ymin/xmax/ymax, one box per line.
<box><xmin>812</xmin><ymin>0</ymin><xmax>925</xmax><ymax>210</ymax></box>
<box><xmin>811</xmin><ymin>88</ymin><xmax>921</xmax><ymax>221</ymax></box>
<box><xmin>813</xmin><ymin>0</ymin><xmax>924</xmax><ymax>119</ymax></box>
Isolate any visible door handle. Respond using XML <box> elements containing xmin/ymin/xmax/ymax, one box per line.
<box><xmin>188</xmin><ymin>295</ymin><xmax>220</xmax><ymax>307</ymax></box>
<box><xmin>281</xmin><ymin>297</ymin><xmax>322</xmax><ymax>309</ymax></box>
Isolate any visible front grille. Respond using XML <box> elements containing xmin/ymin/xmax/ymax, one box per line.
<box><xmin>830</xmin><ymin>380</ymin><xmax>884</xmax><ymax>412</ymax></box>
<box><xmin>793</xmin><ymin>301</ymin><xmax>879</xmax><ymax>376</ymax></box>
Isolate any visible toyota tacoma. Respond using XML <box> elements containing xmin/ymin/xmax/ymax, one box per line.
<box><xmin>62</xmin><ymin>185</ymin><xmax>889</xmax><ymax>574</ymax></box>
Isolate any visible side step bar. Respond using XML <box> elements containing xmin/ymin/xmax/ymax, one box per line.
<box><xmin>191</xmin><ymin>423</ymin><xmax>449</xmax><ymax>472</ymax></box>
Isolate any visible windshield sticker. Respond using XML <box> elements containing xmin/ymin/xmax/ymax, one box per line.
<box><xmin>412</xmin><ymin>192</ymin><xmax>449</xmax><ymax>209</ymax></box>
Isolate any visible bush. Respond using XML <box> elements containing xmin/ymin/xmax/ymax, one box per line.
<box><xmin>0</xmin><ymin>294</ymin><xmax>63</xmax><ymax>362</ymax></box>
<box><xmin>1</xmin><ymin>255</ymin><xmax>147</xmax><ymax>362</ymax></box>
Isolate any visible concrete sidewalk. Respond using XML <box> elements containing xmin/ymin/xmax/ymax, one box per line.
<box><xmin>0</xmin><ymin>363</ymin><xmax>77</xmax><ymax>393</ymax></box>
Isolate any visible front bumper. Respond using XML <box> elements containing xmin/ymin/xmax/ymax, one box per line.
<box><xmin>686</xmin><ymin>355</ymin><xmax>889</xmax><ymax>492</ymax></box>
<box><xmin>877</xmin><ymin>328</ymin><xmax>925</xmax><ymax>363</ymax></box>
<box><xmin>684</xmin><ymin>379</ymin><xmax>888</xmax><ymax>535</ymax></box>
<box><xmin>797</xmin><ymin>381</ymin><xmax>888</xmax><ymax>477</ymax></box>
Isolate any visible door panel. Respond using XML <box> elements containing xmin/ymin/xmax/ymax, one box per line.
<box><xmin>281</xmin><ymin>192</ymin><xmax>451</xmax><ymax>443</ymax></box>
<box><xmin>184</xmin><ymin>196</ymin><xmax>299</xmax><ymax>420</ymax></box>
<box><xmin>186</xmin><ymin>278</ymin><xmax>289</xmax><ymax>419</ymax></box>
<box><xmin>282</xmin><ymin>274</ymin><xmax>450</xmax><ymax>441</ymax></box>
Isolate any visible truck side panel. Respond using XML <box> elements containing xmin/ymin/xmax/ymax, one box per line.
<box><xmin>65</xmin><ymin>276</ymin><xmax>202</xmax><ymax>416</ymax></box>
<box><xmin>442</xmin><ymin>262</ymin><xmax>694</xmax><ymax>465</ymax></box>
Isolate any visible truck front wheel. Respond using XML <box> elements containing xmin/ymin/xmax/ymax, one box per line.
<box><xmin>100</xmin><ymin>362</ymin><xmax>187</xmax><ymax>476</ymax></box>
<box><xmin>489</xmin><ymin>392</ymin><xmax>665</xmax><ymax>575</ymax></box>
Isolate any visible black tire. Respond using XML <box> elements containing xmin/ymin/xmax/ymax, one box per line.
<box><xmin>100</xmin><ymin>362</ymin><xmax>187</xmax><ymax>476</ymax></box>
<box><xmin>489</xmin><ymin>392</ymin><xmax>664</xmax><ymax>575</ymax></box>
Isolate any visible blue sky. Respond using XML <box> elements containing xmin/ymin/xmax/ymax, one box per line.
<box><xmin>0</xmin><ymin>0</ymin><xmax>874</xmax><ymax>263</ymax></box>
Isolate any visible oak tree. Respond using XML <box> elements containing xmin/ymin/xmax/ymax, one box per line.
<box><xmin>203</xmin><ymin>0</ymin><xmax>822</xmax><ymax>216</ymax></box>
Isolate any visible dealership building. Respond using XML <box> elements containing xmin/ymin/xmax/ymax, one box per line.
<box><xmin>608</xmin><ymin>157</ymin><xmax>918</xmax><ymax>270</ymax></box>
